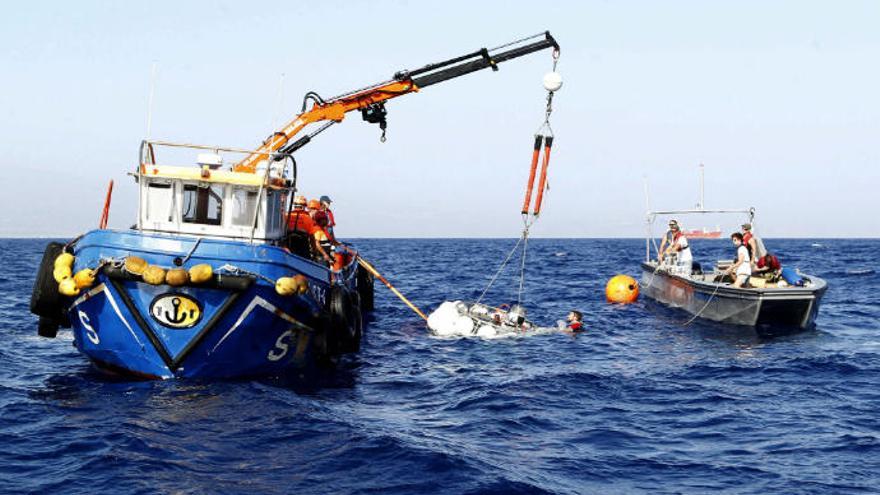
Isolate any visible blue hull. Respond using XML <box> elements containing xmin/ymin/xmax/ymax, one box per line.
<box><xmin>65</xmin><ymin>230</ymin><xmax>359</xmax><ymax>379</ymax></box>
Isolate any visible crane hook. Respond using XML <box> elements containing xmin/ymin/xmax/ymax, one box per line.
<box><xmin>361</xmin><ymin>103</ymin><xmax>389</xmax><ymax>143</ymax></box>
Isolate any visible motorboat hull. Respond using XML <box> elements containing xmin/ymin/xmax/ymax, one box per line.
<box><xmin>640</xmin><ymin>262</ymin><xmax>826</xmax><ymax>329</ymax></box>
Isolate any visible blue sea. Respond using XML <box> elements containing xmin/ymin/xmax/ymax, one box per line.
<box><xmin>1</xmin><ymin>238</ymin><xmax>878</xmax><ymax>494</ymax></box>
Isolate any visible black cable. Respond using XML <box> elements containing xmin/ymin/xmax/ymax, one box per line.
<box><xmin>301</xmin><ymin>91</ymin><xmax>326</xmax><ymax>112</ymax></box>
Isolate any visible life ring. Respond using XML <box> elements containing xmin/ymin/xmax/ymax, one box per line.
<box><xmin>326</xmin><ymin>286</ymin><xmax>362</xmax><ymax>354</ymax></box>
<box><xmin>30</xmin><ymin>242</ymin><xmax>69</xmax><ymax>338</ymax></box>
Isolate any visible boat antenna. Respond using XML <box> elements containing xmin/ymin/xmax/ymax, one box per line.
<box><xmin>644</xmin><ymin>175</ymin><xmax>652</xmax><ymax>262</ymax></box>
<box><xmin>698</xmin><ymin>162</ymin><xmax>705</xmax><ymax>210</ymax></box>
<box><xmin>146</xmin><ymin>61</ymin><xmax>158</xmax><ymax>140</ymax></box>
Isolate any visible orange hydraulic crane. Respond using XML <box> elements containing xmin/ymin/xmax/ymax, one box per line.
<box><xmin>233</xmin><ymin>32</ymin><xmax>559</xmax><ymax>173</ymax></box>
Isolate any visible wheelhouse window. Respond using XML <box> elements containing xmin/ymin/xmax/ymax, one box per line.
<box><xmin>145</xmin><ymin>181</ymin><xmax>174</xmax><ymax>222</ymax></box>
<box><xmin>231</xmin><ymin>187</ymin><xmax>258</xmax><ymax>227</ymax></box>
<box><xmin>265</xmin><ymin>190</ymin><xmax>281</xmax><ymax>230</ymax></box>
<box><xmin>182</xmin><ymin>184</ymin><xmax>223</xmax><ymax>225</ymax></box>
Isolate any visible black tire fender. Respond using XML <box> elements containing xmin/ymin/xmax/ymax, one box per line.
<box><xmin>356</xmin><ymin>265</ymin><xmax>375</xmax><ymax>312</ymax></box>
<box><xmin>31</xmin><ymin>242</ymin><xmax>69</xmax><ymax>336</ymax></box>
<box><xmin>37</xmin><ymin>316</ymin><xmax>59</xmax><ymax>339</ymax></box>
<box><xmin>326</xmin><ymin>286</ymin><xmax>361</xmax><ymax>354</ymax></box>
<box><xmin>31</xmin><ymin>242</ymin><xmax>65</xmax><ymax>318</ymax></box>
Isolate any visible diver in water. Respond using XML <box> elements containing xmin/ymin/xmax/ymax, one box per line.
<box><xmin>565</xmin><ymin>310</ymin><xmax>584</xmax><ymax>333</ymax></box>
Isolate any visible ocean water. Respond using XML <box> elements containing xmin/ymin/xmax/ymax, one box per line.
<box><xmin>1</xmin><ymin>238</ymin><xmax>878</xmax><ymax>494</ymax></box>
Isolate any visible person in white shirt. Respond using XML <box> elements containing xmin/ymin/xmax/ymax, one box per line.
<box><xmin>725</xmin><ymin>232</ymin><xmax>752</xmax><ymax>288</ymax></box>
<box><xmin>657</xmin><ymin>219</ymin><xmax>678</xmax><ymax>262</ymax></box>
<box><xmin>663</xmin><ymin>221</ymin><xmax>693</xmax><ymax>275</ymax></box>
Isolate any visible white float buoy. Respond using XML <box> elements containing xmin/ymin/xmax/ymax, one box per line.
<box><xmin>543</xmin><ymin>72</ymin><xmax>563</xmax><ymax>92</ymax></box>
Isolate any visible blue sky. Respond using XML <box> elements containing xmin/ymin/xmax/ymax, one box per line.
<box><xmin>1</xmin><ymin>1</ymin><xmax>877</xmax><ymax>237</ymax></box>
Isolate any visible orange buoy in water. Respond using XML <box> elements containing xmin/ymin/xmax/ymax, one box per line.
<box><xmin>606</xmin><ymin>274</ymin><xmax>639</xmax><ymax>304</ymax></box>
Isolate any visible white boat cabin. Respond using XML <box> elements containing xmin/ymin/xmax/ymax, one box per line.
<box><xmin>137</xmin><ymin>151</ymin><xmax>289</xmax><ymax>242</ymax></box>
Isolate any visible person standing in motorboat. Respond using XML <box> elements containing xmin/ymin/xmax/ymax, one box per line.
<box><xmin>663</xmin><ymin>221</ymin><xmax>693</xmax><ymax>275</ymax></box>
<box><xmin>725</xmin><ymin>232</ymin><xmax>752</xmax><ymax>288</ymax></box>
<box><xmin>741</xmin><ymin>223</ymin><xmax>767</xmax><ymax>263</ymax></box>
<box><xmin>657</xmin><ymin>219</ymin><xmax>678</xmax><ymax>262</ymax></box>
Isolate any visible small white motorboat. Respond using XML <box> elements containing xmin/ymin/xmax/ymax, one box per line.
<box><xmin>641</xmin><ymin>205</ymin><xmax>827</xmax><ymax>329</ymax></box>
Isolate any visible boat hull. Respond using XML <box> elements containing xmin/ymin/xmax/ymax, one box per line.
<box><xmin>61</xmin><ymin>230</ymin><xmax>362</xmax><ymax>379</ymax></box>
<box><xmin>640</xmin><ymin>262</ymin><xmax>826</xmax><ymax>329</ymax></box>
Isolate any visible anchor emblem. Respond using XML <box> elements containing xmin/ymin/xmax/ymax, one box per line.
<box><xmin>164</xmin><ymin>297</ymin><xmax>197</xmax><ymax>324</ymax></box>
<box><xmin>150</xmin><ymin>294</ymin><xmax>202</xmax><ymax>329</ymax></box>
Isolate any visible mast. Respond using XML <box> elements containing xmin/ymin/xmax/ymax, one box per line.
<box><xmin>698</xmin><ymin>162</ymin><xmax>705</xmax><ymax>210</ymax></box>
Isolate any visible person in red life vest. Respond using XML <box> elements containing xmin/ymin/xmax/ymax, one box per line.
<box><xmin>319</xmin><ymin>195</ymin><xmax>336</xmax><ymax>241</ymax></box>
<box><xmin>657</xmin><ymin>219</ymin><xmax>679</xmax><ymax>262</ymax></box>
<box><xmin>663</xmin><ymin>221</ymin><xmax>693</xmax><ymax>275</ymax></box>
<box><xmin>741</xmin><ymin>223</ymin><xmax>767</xmax><ymax>261</ymax></box>
<box><xmin>754</xmin><ymin>253</ymin><xmax>783</xmax><ymax>281</ymax></box>
<box><xmin>287</xmin><ymin>195</ymin><xmax>315</xmax><ymax>234</ymax></box>
<box><xmin>565</xmin><ymin>310</ymin><xmax>584</xmax><ymax>333</ymax></box>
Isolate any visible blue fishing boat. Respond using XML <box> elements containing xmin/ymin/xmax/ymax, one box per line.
<box><xmin>29</xmin><ymin>32</ymin><xmax>561</xmax><ymax>379</ymax></box>
<box><xmin>32</xmin><ymin>142</ymin><xmax>370</xmax><ymax>379</ymax></box>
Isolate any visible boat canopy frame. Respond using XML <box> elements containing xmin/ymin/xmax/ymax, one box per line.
<box><xmin>135</xmin><ymin>139</ymin><xmax>298</xmax><ymax>244</ymax></box>
<box><xmin>644</xmin><ymin>206</ymin><xmax>755</xmax><ymax>262</ymax></box>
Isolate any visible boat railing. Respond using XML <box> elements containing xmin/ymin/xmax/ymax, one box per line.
<box><xmin>644</xmin><ymin>206</ymin><xmax>756</xmax><ymax>262</ymax></box>
<box><xmin>135</xmin><ymin>139</ymin><xmax>299</xmax><ymax>244</ymax></box>
<box><xmin>139</xmin><ymin>139</ymin><xmax>294</xmax><ymax>168</ymax></box>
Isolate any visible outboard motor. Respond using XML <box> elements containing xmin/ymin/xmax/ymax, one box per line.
<box><xmin>508</xmin><ymin>305</ymin><xmax>527</xmax><ymax>326</ymax></box>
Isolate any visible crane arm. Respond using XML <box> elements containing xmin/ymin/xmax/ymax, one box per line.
<box><xmin>234</xmin><ymin>32</ymin><xmax>559</xmax><ymax>173</ymax></box>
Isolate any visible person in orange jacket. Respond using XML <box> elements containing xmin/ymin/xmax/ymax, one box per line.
<box><xmin>307</xmin><ymin>198</ymin><xmax>322</xmax><ymax>215</ymax></box>
<box><xmin>287</xmin><ymin>195</ymin><xmax>314</xmax><ymax>234</ymax></box>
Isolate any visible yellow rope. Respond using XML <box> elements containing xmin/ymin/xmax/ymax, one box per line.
<box><xmin>357</xmin><ymin>257</ymin><xmax>427</xmax><ymax>321</ymax></box>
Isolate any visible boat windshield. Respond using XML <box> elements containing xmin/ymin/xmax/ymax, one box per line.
<box><xmin>644</xmin><ymin>207</ymin><xmax>755</xmax><ymax>262</ymax></box>
<box><xmin>182</xmin><ymin>184</ymin><xmax>223</xmax><ymax>225</ymax></box>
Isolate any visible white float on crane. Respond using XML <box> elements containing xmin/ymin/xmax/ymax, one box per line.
<box><xmin>543</xmin><ymin>71</ymin><xmax>563</xmax><ymax>92</ymax></box>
